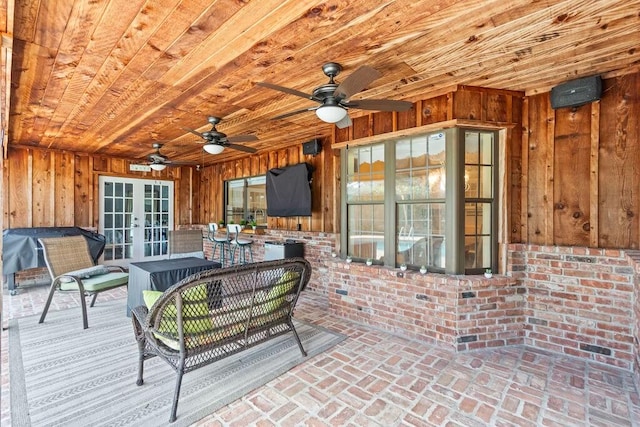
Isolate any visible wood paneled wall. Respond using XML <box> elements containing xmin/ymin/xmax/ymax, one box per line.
<box><xmin>4</xmin><ymin>71</ymin><xmax>639</xmax><ymax>251</ymax></box>
<box><xmin>2</xmin><ymin>149</ymin><xmax>195</xmax><ymax>229</ymax></box>
<box><xmin>519</xmin><ymin>71</ymin><xmax>640</xmax><ymax>249</ymax></box>
<box><xmin>196</xmin><ymin>142</ymin><xmax>338</xmax><ymax>232</ymax></box>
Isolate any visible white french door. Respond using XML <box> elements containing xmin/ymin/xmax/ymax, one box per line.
<box><xmin>98</xmin><ymin>176</ymin><xmax>174</xmax><ymax>265</ymax></box>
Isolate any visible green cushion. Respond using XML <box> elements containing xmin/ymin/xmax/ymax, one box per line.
<box><xmin>59</xmin><ymin>272</ymin><xmax>128</xmax><ymax>292</ymax></box>
<box><xmin>143</xmin><ymin>285</ymin><xmax>216</xmax><ymax>350</ymax></box>
<box><xmin>143</xmin><ymin>290</ymin><xmax>164</xmax><ymax>309</ymax></box>
<box><xmin>59</xmin><ymin>265</ymin><xmax>112</xmax><ymax>283</ymax></box>
<box><xmin>263</xmin><ymin>271</ymin><xmax>299</xmax><ymax>312</ymax></box>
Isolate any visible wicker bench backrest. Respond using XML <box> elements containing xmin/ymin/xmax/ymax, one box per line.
<box><xmin>144</xmin><ymin>257</ymin><xmax>312</xmax><ymax>367</ymax></box>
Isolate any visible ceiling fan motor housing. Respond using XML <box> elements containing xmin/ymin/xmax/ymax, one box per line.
<box><xmin>312</xmin><ymin>84</ymin><xmax>340</xmax><ymax>102</ymax></box>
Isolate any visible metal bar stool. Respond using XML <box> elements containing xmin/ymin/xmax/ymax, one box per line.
<box><xmin>207</xmin><ymin>223</ymin><xmax>232</xmax><ymax>266</ymax></box>
<box><xmin>227</xmin><ymin>224</ymin><xmax>254</xmax><ymax>265</ymax></box>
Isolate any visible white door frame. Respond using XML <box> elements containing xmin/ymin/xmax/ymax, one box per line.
<box><xmin>98</xmin><ymin>176</ymin><xmax>174</xmax><ymax>265</ymax></box>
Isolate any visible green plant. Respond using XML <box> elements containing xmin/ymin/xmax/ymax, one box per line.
<box><xmin>249</xmin><ymin>219</ymin><xmax>257</xmax><ymax>227</ymax></box>
<box><xmin>218</xmin><ymin>219</ymin><xmax>224</xmax><ymax>225</ymax></box>
<box><xmin>239</xmin><ymin>219</ymin><xmax>247</xmax><ymax>226</ymax></box>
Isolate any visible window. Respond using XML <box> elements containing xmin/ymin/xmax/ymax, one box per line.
<box><xmin>345</xmin><ymin>145</ymin><xmax>385</xmax><ymax>260</ymax></box>
<box><xmin>225</xmin><ymin>176</ymin><xmax>267</xmax><ymax>225</ymax></box>
<box><xmin>342</xmin><ymin>127</ymin><xmax>497</xmax><ymax>274</ymax></box>
<box><xmin>396</xmin><ymin>132</ymin><xmax>446</xmax><ymax>268</ymax></box>
<box><xmin>463</xmin><ymin>130</ymin><xmax>496</xmax><ymax>271</ymax></box>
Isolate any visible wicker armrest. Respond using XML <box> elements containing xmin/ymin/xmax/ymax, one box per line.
<box><xmin>131</xmin><ymin>305</ymin><xmax>149</xmax><ymax>325</ymax></box>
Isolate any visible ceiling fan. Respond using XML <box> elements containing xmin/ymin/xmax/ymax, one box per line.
<box><xmin>257</xmin><ymin>62</ymin><xmax>413</xmax><ymax>129</ymax></box>
<box><xmin>183</xmin><ymin>116</ymin><xmax>258</xmax><ymax>154</ymax></box>
<box><xmin>146</xmin><ymin>143</ymin><xmax>195</xmax><ymax>171</ymax></box>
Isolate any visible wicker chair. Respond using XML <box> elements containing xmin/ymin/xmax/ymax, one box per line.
<box><xmin>168</xmin><ymin>229</ymin><xmax>205</xmax><ymax>259</ymax></box>
<box><xmin>38</xmin><ymin>235</ymin><xmax>129</xmax><ymax>329</ymax></box>
<box><xmin>131</xmin><ymin>257</ymin><xmax>311</xmax><ymax>423</ymax></box>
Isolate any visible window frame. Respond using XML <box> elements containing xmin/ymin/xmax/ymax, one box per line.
<box><xmin>223</xmin><ymin>175</ymin><xmax>267</xmax><ymax>226</ymax></box>
<box><xmin>341</xmin><ymin>126</ymin><xmax>498</xmax><ymax>275</ymax></box>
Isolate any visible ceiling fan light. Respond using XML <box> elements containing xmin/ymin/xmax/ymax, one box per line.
<box><xmin>203</xmin><ymin>143</ymin><xmax>225</xmax><ymax>154</ymax></box>
<box><xmin>316</xmin><ymin>105</ymin><xmax>347</xmax><ymax>123</ymax></box>
<box><xmin>150</xmin><ymin>163</ymin><xmax>166</xmax><ymax>171</ymax></box>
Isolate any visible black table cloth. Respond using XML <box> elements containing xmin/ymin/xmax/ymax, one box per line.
<box><xmin>126</xmin><ymin>257</ymin><xmax>221</xmax><ymax>315</ymax></box>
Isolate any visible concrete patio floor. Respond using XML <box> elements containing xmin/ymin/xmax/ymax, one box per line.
<box><xmin>2</xmin><ymin>282</ymin><xmax>640</xmax><ymax>426</ymax></box>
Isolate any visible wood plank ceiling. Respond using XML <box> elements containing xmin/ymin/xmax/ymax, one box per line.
<box><xmin>4</xmin><ymin>0</ymin><xmax>640</xmax><ymax>166</ymax></box>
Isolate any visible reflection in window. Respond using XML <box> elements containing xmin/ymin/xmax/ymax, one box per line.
<box><xmin>347</xmin><ymin>205</ymin><xmax>385</xmax><ymax>260</ymax></box>
<box><xmin>396</xmin><ymin>132</ymin><xmax>447</xmax><ymax>269</ymax></box>
<box><xmin>342</xmin><ymin>127</ymin><xmax>496</xmax><ymax>274</ymax></box>
<box><xmin>464</xmin><ymin>131</ymin><xmax>494</xmax><ymax>270</ymax></box>
<box><xmin>143</xmin><ymin>183</ymin><xmax>169</xmax><ymax>257</ymax></box>
<box><xmin>103</xmin><ymin>182</ymin><xmax>134</xmax><ymax>261</ymax></box>
<box><xmin>346</xmin><ymin>144</ymin><xmax>385</xmax><ymax>260</ymax></box>
<box><xmin>225</xmin><ymin>176</ymin><xmax>267</xmax><ymax>225</ymax></box>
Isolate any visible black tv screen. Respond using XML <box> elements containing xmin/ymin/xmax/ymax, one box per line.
<box><xmin>266</xmin><ymin>163</ymin><xmax>313</xmax><ymax>217</ymax></box>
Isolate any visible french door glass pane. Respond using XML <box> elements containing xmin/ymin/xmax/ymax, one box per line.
<box><xmin>143</xmin><ymin>184</ymin><xmax>169</xmax><ymax>257</ymax></box>
<box><xmin>103</xmin><ymin>182</ymin><xmax>133</xmax><ymax>261</ymax></box>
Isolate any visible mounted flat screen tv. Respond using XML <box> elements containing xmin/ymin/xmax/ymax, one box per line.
<box><xmin>266</xmin><ymin>163</ymin><xmax>313</xmax><ymax>217</ymax></box>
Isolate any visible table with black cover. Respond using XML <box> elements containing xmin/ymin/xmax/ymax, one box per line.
<box><xmin>3</xmin><ymin>227</ymin><xmax>105</xmax><ymax>294</ymax></box>
<box><xmin>126</xmin><ymin>257</ymin><xmax>221</xmax><ymax>316</ymax></box>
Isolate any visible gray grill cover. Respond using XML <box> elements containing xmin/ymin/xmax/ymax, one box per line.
<box><xmin>3</xmin><ymin>227</ymin><xmax>106</xmax><ymax>275</ymax></box>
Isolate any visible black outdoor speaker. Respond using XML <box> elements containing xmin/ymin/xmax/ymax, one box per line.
<box><xmin>550</xmin><ymin>75</ymin><xmax>602</xmax><ymax>109</ymax></box>
<box><xmin>302</xmin><ymin>139</ymin><xmax>321</xmax><ymax>156</ymax></box>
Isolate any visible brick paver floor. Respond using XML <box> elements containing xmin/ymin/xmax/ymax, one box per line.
<box><xmin>2</xmin><ymin>282</ymin><xmax>639</xmax><ymax>426</ymax></box>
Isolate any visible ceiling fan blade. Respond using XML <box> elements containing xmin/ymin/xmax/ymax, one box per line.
<box><xmin>166</xmin><ymin>160</ymin><xmax>198</xmax><ymax>166</ymax></box>
<box><xmin>257</xmin><ymin>82</ymin><xmax>314</xmax><ymax>100</ymax></box>
<box><xmin>226</xmin><ymin>143</ymin><xmax>257</xmax><ymax>153</ymax></box>
<box><xmin>226</xmin><ymin>134</ymin><xmax>258</xmax><ymax>143</ymax></box>
<box><xmin>271</xmin><ymin>106</ymin><xmax>318</xmax><ymax>121</ymax></box>
<box><xmin>182</xmin><ymin>127</ymin><xmax>206</xmax><ymax>138</ymax></box>
<box><xmin>334</xmin><ymin>65</ymin><xmax>381</xmax><ymax>100</ymax></box>
<box><xmin>336</xmin><ymin>115</ymin><xmax>352</xmax><ymax>129</ymax></box>
<box><xmin>343</xmin><ymin>98</ymin><xmax>413</xmax><ymax>112</ymax></box>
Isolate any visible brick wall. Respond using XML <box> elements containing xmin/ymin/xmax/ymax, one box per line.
<box><xmin>622</xmin><ymin>251</ymin><xmax>640</xmax><ymax>388</ymax></box>
<box><xmin>327</xmin><ymin>260</ymin><xmax>524</xmax><ymax>350</ymax></box>
<box><xmin>13</xmin><ymin>267</ymin><xmax>50</xmax><ymax>287</ymax></box>
<box><xmin>509</xmin><ymin>244</ymin><xmax>637</xmax><ymax>374</ymax></box>
<box><xmin>202</xmin><ymin>229</ymin><xmax>336</xmax><ymax>294</ymax></box>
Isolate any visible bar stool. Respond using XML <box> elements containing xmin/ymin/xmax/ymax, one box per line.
<box><xmin>207</xmin><ymin>223</ymin><xmax>232</xmax><ymax>266</ymax></box>
<box><xmin>227</xmin><ymin>224</ymin><xmax>254</xmax><ymax>265</ymax></box>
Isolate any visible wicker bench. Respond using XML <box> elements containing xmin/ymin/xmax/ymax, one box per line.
<box><xmin>131</xmin><ymin>257</ymin><xmax>312</xmax><ymax>423</ymax></box>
